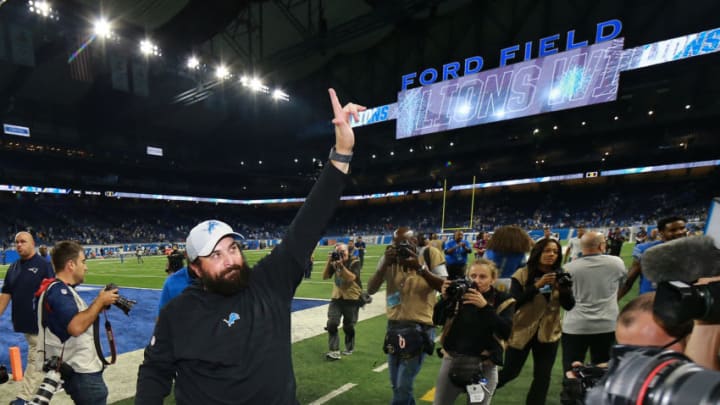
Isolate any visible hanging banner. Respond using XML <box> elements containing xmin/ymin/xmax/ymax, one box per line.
<box><xmin>350</xmin><ymin>24</ymin><xmax>720</xmax><ymax>140</ymax></box>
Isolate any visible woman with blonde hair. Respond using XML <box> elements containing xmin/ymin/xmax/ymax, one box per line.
<box><xmin>433</xmin><ymin>259</ymin><xmax>515</xmax><ymax>405</ymax></box>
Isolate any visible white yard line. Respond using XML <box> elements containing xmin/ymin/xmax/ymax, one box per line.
<box><xmin>308</xmin><ymin>383</ymin><xmax>358</xmax><ymax>405</ymax></box>
<box><xmin>373</xmin><ymin>362</ymin><xmax>389</xmax><ymax>372</ymax></box>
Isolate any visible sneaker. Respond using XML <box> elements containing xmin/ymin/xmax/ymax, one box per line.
<box><xmin>341</xmin><ymin>350</ymin><xmax>353</xmax><ymax>356</ymax></box>
<box><xmin>325</xmin><ymin>351</ymin><xmax>341</xmax><ymax>360</ymax></box>
<box><xmin>10</xmin><ymin>398</ymin><xmax>27</xmax><ymax>405</ymax></box>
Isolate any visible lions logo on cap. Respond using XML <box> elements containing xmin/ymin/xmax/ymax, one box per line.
<box><xmin>206</xmin><ymin>221</ymin><xmax>219</xmax><ymax>234</ymax></box>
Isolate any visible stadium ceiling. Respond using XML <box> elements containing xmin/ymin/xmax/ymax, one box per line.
<box><xmin>0</xmin><ymin>0</ymin><xmax>719</xmax><ymax>199</ymax></box>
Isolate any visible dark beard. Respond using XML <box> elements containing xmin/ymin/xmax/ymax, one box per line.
<box><xmin>200</xmin><ymin>264</ymin><xmax>251</xmax><ymax>296</ymax></box>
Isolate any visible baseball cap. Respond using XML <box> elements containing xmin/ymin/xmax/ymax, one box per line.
<box><xmin>186</xmin><ymin>220</ymin><xmax>243</xmax><ymax>261</ymax></box>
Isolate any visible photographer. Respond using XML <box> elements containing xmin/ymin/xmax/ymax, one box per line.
<box><xmin>444</xmin><ymin>231</ymin><xmax>472</xmax><ymax>280</ymax></box>
<box><xmin>497</xmin><ymin>238</ymin><xmax>575</xmax><ymax>405</ymax></box>
<box><xmin>368</xmin><ymin>227</ymin><xmax>445</xmax><ymax>404</ymax></box>
<box><xmin>323</xmin><ymin>243</ymin><xmax>362</xmax><ymax>360</ymax></box>
<box><xmin>35</xmin><ymin>241</ymin><xmax>119</xmax><ymax>404</ymax></box>
<box><xmin>433</xmin><ymin>259</ymin><xmax>515</xmax><ymax>405</ymax></box>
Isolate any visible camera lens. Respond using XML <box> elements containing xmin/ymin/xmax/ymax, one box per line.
<box><xmin>588</xmin><ymin>347</ymin><xmax>720</xmax><ymax>404</ymax></box>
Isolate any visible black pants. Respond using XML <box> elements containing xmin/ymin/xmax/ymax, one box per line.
<box><xmin>447</xmin><ymin>263</ymin><xmax>467</xmax><ymax>280</ymax></box>
<box><xmin>498</xmin><ymin>334</ymin><xmax>559</xmax><ymax>405</ymax></box>
<box><xmin>561</xmin><ymin>332</ymin><xmax>615</xmax><ymax>372</ymax></box>
<box><xmin>326</xmin><ymin>299</ymin><xmax>360</xmax><ymax>352</ymax></box>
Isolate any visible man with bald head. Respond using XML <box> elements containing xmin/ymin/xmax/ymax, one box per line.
<box><xmin>615</xmin><ymin>292</ymin><xmax>690</xmax><ymax>352</ymax></box>
<box><xmin>0</xmin><ymin>231</ymin><xmax>55</xmax><ymax>404</ymax></box>
<box><xmin>560</xmin><ymin>231</ymin><xmax>627</xmax><ymax>372</ymax></box>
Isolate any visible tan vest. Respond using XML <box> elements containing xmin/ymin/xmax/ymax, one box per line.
<box><xmin>331</xmin><ymin>258</ymin><xmax>362</xmax><ymax>300</ymax></box>
<box><xmin>507</xmin><ymin>267</ymin><xmax>563</xmax><ymax>349</ymax></box>
<box><xmin>37</xmin><ymin>283</ymin><xmax>103</xmax><ymax>373</ymax></box>
<box><xmin>384</xmin><ymin>249</ymin><xmax>443</xmax><ymax>325</ymax></box>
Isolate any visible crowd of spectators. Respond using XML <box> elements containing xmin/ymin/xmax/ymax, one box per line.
<box><xmin>0</xmin><ymin>175</ymin><xmax>714</xmax><ymax>247</ymax></box>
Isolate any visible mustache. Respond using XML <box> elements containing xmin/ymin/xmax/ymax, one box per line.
<box><xmin>219</xmin><ymin>265</ymin><xmax>243</xmax><ymax>277</ymax></box>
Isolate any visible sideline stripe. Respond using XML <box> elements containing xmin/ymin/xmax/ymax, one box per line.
<box><xmin>308</xmin><ymin>383</ymin><xmax>358</xmax><ymax>405</ymax></box>
<box><xmin>373</xmin><ymin>362</ymin><xmax>388</xmax><ymax>372</ymax></box>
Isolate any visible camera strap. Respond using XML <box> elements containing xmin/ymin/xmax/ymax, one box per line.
<box><xmin>93</xmin><ymin>311</ymin><xmax>117</xmax><ymax>365</ymax></box>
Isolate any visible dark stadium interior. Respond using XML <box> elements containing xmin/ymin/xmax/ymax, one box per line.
<box><xmin>0</xmin><ymin>0</ymin><xmax>719</xmax><ymax>200</ymax></box>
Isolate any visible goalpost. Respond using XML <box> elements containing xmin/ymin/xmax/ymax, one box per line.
<box><xmin>440</xmin><ymin>176</ymin><xmax>477</xmax><ymax>235</ymax></box>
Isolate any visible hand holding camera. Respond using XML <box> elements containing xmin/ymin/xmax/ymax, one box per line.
<box><xmin>442</xmin><ymin>278</ymin><xmax>477</xmax><ymax>317</ymax></box>
<box><xmin>462</xmin><ymin>288</ymin><xmax>487</xmax><ymax>309</ymax></box>
<box><xmin>103</xmin><ymin>283</ymin><xmax>137</xmax><ymax>315</ymax></box>
<box><xmin>534</xmin><ymin>272</ymin><xmax>556</xmax><ymax>289</ymax></box>
<box><xmin>98</xmin><ymin>285</ymin><xmax>120</xmax><ymax>307</ymax></box>
<box><xmin>384</xmin><ymin>245</ymin><xmax>398</xmax><ymax>262</ymax></box>
<box><xmin>555</xmin><ymin>270</ymin><xmax>573</xmax><ymax>289</ymax></box>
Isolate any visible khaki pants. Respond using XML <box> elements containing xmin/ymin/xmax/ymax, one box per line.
<box><xmin>17</xmin><ymin>333</ymin><xmax>44</xmax><ymax>401</ymax></box>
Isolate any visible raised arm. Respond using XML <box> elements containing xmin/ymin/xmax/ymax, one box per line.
<box><xmin>273</xmin><ymin>89</ymin><xmax>366</xmax><ymax>284</ymax></box>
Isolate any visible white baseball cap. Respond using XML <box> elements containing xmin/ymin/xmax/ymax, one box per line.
<box><xmin>186</xmin><ymin>220</ymin><xmax>243</xmax><ymax>261</ymax></box>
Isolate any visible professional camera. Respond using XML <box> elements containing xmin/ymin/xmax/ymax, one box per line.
<box><xmin>28</xmin><ymin>356</ymin><xmax>73</xmax><ymax>405</ymax></box>
<box><xmin>442</xmin><ymin>278</ymin><xmax>476</xmax><ymax>317</ymax></box>
<box><xmin>561</xmin><ymin>364</ymin><xmax>608</xmax><ymax>404</ymax></box>
<box><xmin>555</xmin><ymin>270</ymin><xmax>573</xmax><ymax>289</ymax></box>
<box><xmin>585</xmin><ymin>345</ymin><xmax>720</xmax><ymax>404</ymax></box>
<box><xmin>330</xmin><ymin>251</ymin><xmax>342</xmax><ymax>261</ymax></box>
<box><xmin>654</xmin><ymin>280</ymin><xmax>720</xmax><ymax>328</ymax></box>
<box><xmin>395</xmin><ymin>240</ymin><xmax>416</xmax><ymax>260</ymax></box>
<box><xmin>104</xmin><ymin>283</ymin><xmax>137</xmax><ymax>315</ymax></box>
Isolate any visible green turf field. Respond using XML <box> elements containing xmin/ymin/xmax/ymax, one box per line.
<box><xmin>1</xmin><ymin>242</ymin><xmax>639</xmax><ymax>404</ymax></box>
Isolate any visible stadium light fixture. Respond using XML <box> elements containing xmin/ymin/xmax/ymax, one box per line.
<box><xmin>140</xmin><ymin>39</ymin><xmax>161</xmax><ymax>56</ymax></box>
<box><xmin>409</xmin><ymin>148</ymin><xmax>414</xmax><ymax>153</ymax></box>
<box><xmin>390</xmin><ymin>151</ymin><xmax>394</xmax><ymax>156</ymax></box>
<box><xmin>215</xmin><ymin>65</ymin><xmax>230</xmax><ymax>80</ymax></box>
<box><xmin>613</xmin><ymin>115</ymin><xmax>619</xmax><ymax>121</ymax></box>
<box><xmin>553</xmin><ymin>125</ymin><xmax>558</xmax><ymax>130</ymax></box>
<box><xmin>372</xmin><ymin>154</ymin><xmax>377</xmax><ymax>159</ymax></box>
<box><xmin>93</xmin><ymin>18</ymin><xmax>112</xmax><ymax>39</ymax></box>
<box><xmin>250</xmin><ymin>78</ymin><xmax>267</xmax><ymax>93</ymax></box>
<box><xmin>685</xmin><ymin>104</ymin><xmax>691</xmax><ymax>110</ymax></box>
<box><xmin>186</xmin><ymin>56</ymin><xmax>200</xmax><ymax>70</ymax></box>
<box><xmin>647</xmin><ymin>110</ymin><xmax>654</xmax><ymax>116</ymax></box>
<box><xmin>28</xmin><ymin>1</ymin><xmax>58</xmax><ymax>19</ymax></box>
<box><xmin>533</xmin><ymin>128</ymin><xmax>540</xmax><ymax>135</ymax></box>
<box><xmin>293</xmin><ymin>158</ymin><xmax>298</xmax><ymax>163</ymax></box>
<box><xmin>258</xmin><ymin>160</ymin><xmax>263</xmax><ymax>165</ymax></box>
<box><xmin>271</xmin><ymin>89</ymin><xmax>289</xmax><ymax>102</ymax></box>
<box><xmin>581</xmin><ymin>121</ymin><xmax>587</xmax><ymax>126</ymax></box>
<box><xmin>449</xmin><ymin>142</ymin><xmax>454</xmax><ymax>147</ymax></box>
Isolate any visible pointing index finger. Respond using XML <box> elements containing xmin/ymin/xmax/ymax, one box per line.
<box><xmin>328</xmin><ymin>88</ymin><xmax>343</xmax><ymax>118</ymax></box>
